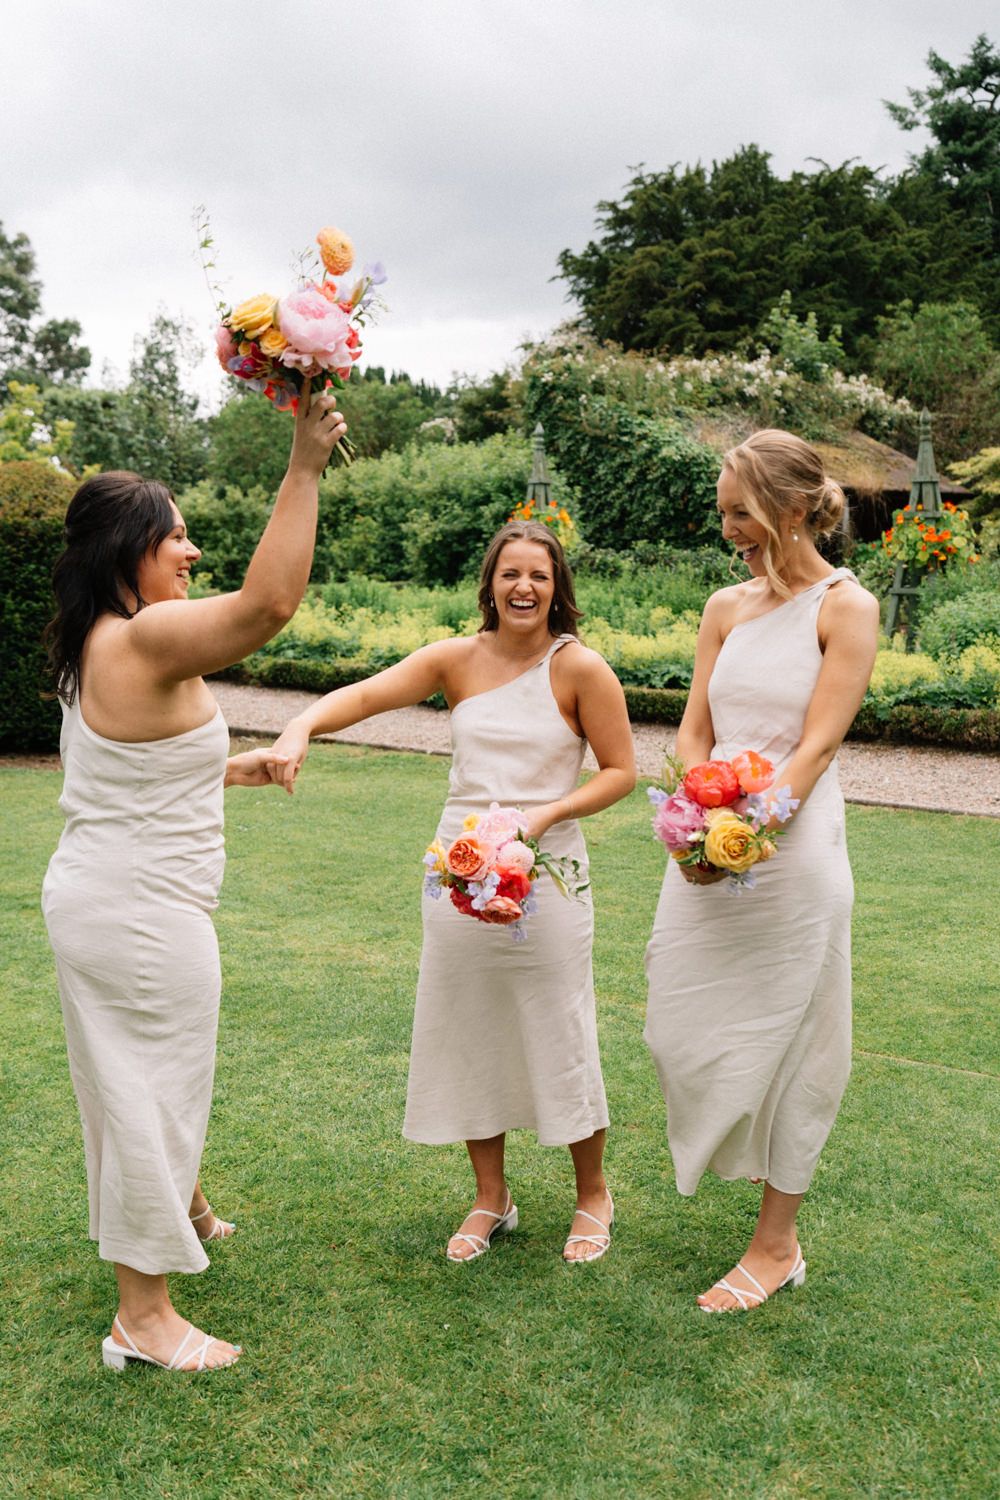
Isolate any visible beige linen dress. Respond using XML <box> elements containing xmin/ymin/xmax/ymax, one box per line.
<box><xmin>42</xmin><ymin>699</ymin><xmax>230</xmax><ymax>1274</ymax></box>
<box><xmin>644</xmin><ymin>569</ymin><xmax>859</xmax><ymax>1196</ymax></box>
<box><xmin>404</xmin><ymin>635</ymin><xmax>609</xmax><ymax>1147</ymax></box>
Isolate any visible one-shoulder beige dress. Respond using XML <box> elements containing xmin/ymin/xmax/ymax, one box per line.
<box><xmin>404</xmin><ymin>635</ymin><xmax>609</xmax><ymax>1147</ymax></box>
<box><xmin>644</xmin><ymin>569</ymin><xmax>859</xmax><ymax>1196</ymax></box>
<box><xmin>42</xmin><ymin>699</ymin><xmax>230</xmax><ymax>1275</ymax></box>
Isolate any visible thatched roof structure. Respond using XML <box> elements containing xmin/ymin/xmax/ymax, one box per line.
<box><xmin>692</xmin><ymin>419</ymin><xmax>968</xmax><ymax>542</ymax></box>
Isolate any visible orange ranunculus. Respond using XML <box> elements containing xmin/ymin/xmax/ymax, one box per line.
<box><xmin>445</xmin><ymin>835</ymin><xmax>492</xmax><ymax>882</ymax></box>
<box><xmin>683</xmin><ymin>759</ymin><xmax>741</xmax><ymax>808</ymax></box>
<box><xmin>730</xmin><ymin>749</ymin><xmax>775</xmax><ymax>795</ymax></box>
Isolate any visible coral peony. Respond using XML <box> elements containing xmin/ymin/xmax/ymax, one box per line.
<box><xmin>730</xmin><ymin>750</ymin><xmax>775</xmax><ymax>795</ymax></box>
<box><xmin>277</xmin><ymin>288</ymin><xmax>354</xmax><ymax>373</ymax></box>
<box><xmin>652</xmin><ymin>790</ymin><xmax>707</xmax><ymax>852</ymax></box>
<box><xmin>683</xmin><ymin>759</ymin><xmax>741</xmax><ymax>808</ymax></box>
<box><xmin>230</xmin><ymin>294</ymin><xmax>277</xmax><ymax>341</ymax></box>
<box><xmin>495</xmin><ymin>868</ymin><xmax>532</xmax><ymax>903</ymax></box>
<box><xmin>316</xmin><ymin>226</ymin><xmax>354</xmax><ymax>276</ymax></box>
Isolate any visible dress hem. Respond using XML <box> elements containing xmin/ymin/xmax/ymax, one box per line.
<box><xmin>403</xmin><ymin>1115</ymin><xmax>610</xmax><ymax>1149</ymax></box>
<box><xmin>96</xmin><ymin>1235</ymin><xmax>210</xmax><ymax>1277</ymax></box>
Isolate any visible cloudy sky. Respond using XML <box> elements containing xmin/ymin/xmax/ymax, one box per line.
<box><xmin>3</xmin><ymin>1</ymin><xmax>996</xmax><ymax>405</ymax></box>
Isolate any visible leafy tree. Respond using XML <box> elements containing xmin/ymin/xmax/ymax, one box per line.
<box><xmin>886</xmin><ymin>35</ymin><xmax>1000</xmax><ymax>257</ymax></box>
<box><xmin>871</xmin><ymin>300</ymin><xmax>1000</xmax><ymax>463</ymax></box>
<box><xmin>0</xmin><ymin>223</ymin><xmax>91</xmax><ymax>393</ymax></box>
<box><xmin>446</xmin><ymin>370</ymin><xmax>518</xmax><ymax>442</ymax></box>
<box><xmin>122</xmin><ymin>313</ymin><xmax>207</xmax><ymax>486</ymax></box>
<box><xmin>0</xmin><ymin>381</ymin><xmax>75</xmax><ymax>467</ymax></box>
<box><xmin>206</xmin><ymin>391</ymin><xmax>291</xmax><ymax>494</ymax></box>
<box><xmin>336</xmin><ymin>366</ymin><xmax>442</xmax><ymax>458</ymax></box>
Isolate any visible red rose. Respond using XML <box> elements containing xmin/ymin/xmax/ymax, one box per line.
<box><xmin>495</xmin><ymin>868</ymin><xmax>531</xmax><ymax>903</ymax></box>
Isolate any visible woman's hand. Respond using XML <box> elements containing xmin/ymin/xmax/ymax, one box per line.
<box><xmin>677</xmin><ymin>860</ymin><xmax>727</xmax><ymax>886</ymax></box>
<box><xmin>267</xmin><ymin>719</ymin><xmax>312</xmax><ymax>794</ymax></box>
<box><xmin>288</xmin><ymin>379</ymin><xmax>348</xmax><ymax>478</ymax></box>
<box><xmin>225</xmin><ymin>748</ymin><xmax>290</xmax><ymax>789</ymax></box>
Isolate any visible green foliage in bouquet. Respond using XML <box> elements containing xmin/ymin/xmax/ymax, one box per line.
<box><xmin>0</xmin><ymin>460</ymin><xmax>75</xmax><ymax>750</ymax></box>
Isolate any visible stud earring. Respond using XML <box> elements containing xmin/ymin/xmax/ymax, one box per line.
<box><xmin>792</xmin><ymin>530</ymin><xmax>799</xmax><ymax>543</ymax></box>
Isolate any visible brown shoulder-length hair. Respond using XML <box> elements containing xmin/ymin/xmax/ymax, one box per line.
<box><xmin>477</xmin><ymin>521</ymin><xmax>582</xmax><ymax>635</ymax></box>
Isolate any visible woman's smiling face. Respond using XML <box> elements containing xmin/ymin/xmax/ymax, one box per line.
<box><xmin>716</xmin><ymin>465</ymin><xmax>769</xmax><ymax>576</ymax></box>
<box><xmin>490</xmin><ymin>539</ymin><xmax>555</xmax><ymax>631</ymax></box>
<box><xmin>135</xmin><ymin>501</ymin><xmax>201</xmax><ymax>604</ymax></box>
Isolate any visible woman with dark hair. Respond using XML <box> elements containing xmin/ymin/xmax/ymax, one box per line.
<box><xmin>268</xmin><ymin>521</ymin><xmax>635</xmax><ymax>1262</ymax></box>
<box><xmin>42</xmin><ymin>385</ymin><xmax>346</xmax><ymax>1371</ymax></box>
<box><xmin>644</xmin><ymin>430</ymin><xmax>879</xmax><ymax>1312</ymax></box>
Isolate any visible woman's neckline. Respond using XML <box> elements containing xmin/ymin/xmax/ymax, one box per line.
<box><xmin>450</xmin><ymin>633</ymin><xmax>573</xmax><ymax>715</ymax></box>
<box><xmin>724</xmin><ymin>568</ymin><xmax>849</xmax><ymax>640</ymax></box>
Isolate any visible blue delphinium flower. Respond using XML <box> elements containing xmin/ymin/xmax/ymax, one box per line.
<box><xmin>647</xmin><ymin>786</ymin><xmax>669</xmax><ymax>807</ymax></box>
<box><xmin>469</xmin><ymin>872</ymin><xmax>501</xmax><ymax>912</ymax></box>
<box><xmin>511</xmin><ymin>921</ymin><xmax>528</xmax><ymax>944</ymax></box>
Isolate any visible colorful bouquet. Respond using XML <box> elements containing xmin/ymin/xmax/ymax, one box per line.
<box><xmin>422</xmin><ymin>803</ymin><xmax>588</xmax><ymax>942</ymax></box>
<box><xmin>208</xmin><ymin>221</ymin><xmax>387</xmax><ymax>465</ymax></box>
<box><xmin>648</xmin><ymin>751</ymin><xmax>799</xmax><ymax>890</ymax></box>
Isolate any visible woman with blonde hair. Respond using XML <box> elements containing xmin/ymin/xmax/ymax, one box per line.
<box><xmin>269</xmin><ymin>521</ymin><xmax>635</xmax><ymax>1262</ymax></box>
<box><xmin>644</xmin><ymin>428</ymin><xmax>879</xmax><ymax>1311</ymax></box>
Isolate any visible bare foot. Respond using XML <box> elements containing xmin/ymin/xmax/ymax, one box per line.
<box><xmin>697</xmin><ymin>1241</ymin><xmax>803</xmax><ymax>1312</ymax></box>
<box><xmin>111</xmin><ymin>1306</ymin><xmax>241</xmax><ymax>1370</ymax></box>
<box><xmin>446</xmin><ymin>1189</ymin><xmax>515</xmax><ymax>1261</ymax></box>
<box><xmin>563</xmin><ymin>1189</ymin><xmax>613</xmax><ymax>1262</ymax></box>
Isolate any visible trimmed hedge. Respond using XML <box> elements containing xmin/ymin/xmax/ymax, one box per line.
<box><xmin>0</xmin><ymin>461</ymin><xmax>75</xmax><ymax>751</ymax></box>
<box><xmin>214</xmin><ymin>660</ymin><xmax>1000</xmax><ymax>752</ymax></box>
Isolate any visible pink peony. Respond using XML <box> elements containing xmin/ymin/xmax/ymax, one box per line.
<box><xmin>475</xmin><ymin>803</ymin><xmax>523</xmax><ymax>847</ymax></box>
<box><xmin>500</xmin><ymin>839</ymin><xmax>535</xmax><ymax>875</ymax></box>
<box><xmin>214</xmin><ymin>323</ymin><xmax>238</xmax><ymax>371</ymax></box>
<box><xmin>652</xmin><ymin>790</ymin><xmax>707</xmax><ymax>853</ymax></box>
<box><xmin>277</xmin><ymin>288</ymin><xmax>354</xmax><ymax>373</ymax></box>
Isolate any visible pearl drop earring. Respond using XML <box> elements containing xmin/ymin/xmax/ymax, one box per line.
<box><xmin>792</xmin><ymin>530</ymin><xmax>799</xmax><ymax>543</ymax></box>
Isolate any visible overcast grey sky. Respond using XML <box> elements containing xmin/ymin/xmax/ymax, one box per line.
<box><xmin>3</xmin><ymin>1</ymin><xmax>996</xmax><ymax>403</ymax></box>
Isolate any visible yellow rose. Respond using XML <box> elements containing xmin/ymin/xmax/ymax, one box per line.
<box><xmin>462</xmin><ymin>813</ymin><xmax>481</xmax><ymax>831</ymax></box>
<box><xmin>230</xmin><ymin>294</ymin><xmax>278</xmax><ymax>341</ymax></box>
<box><xmin>757</xmin><ymin>838</ymin><xmax>778</xmax><ymax>862</ymax></box>
<box><xmin>316</xmin><ymin>226</ymin><xmax>354</xmax><ymax>276</ymax></box>
<box><xmin>258</xmin><ymin>325</ymin><xmax>289</xmax><ymax>357</ymax></box>
<box><xmin>703</xmin><ymin>812</ymin><xmax>759</xmax><ymax>874</ymax></box>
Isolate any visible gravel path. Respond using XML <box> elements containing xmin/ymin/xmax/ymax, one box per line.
<box><xmin>210</xmin><ymin>681</ymin><xmax>1000</xmax><ymax>818</ymax></box>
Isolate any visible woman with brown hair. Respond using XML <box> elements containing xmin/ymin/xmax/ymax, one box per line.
<box><xmin>269</xmin><ymin>521</ymin><xmax>635</xmax><ymax>1262</ymax></box>
<box><xmin>644</xmin><ymin>429</ymin><xmax>879</xmax><ymax>1312</ymax></box>
<box><xmin>42</xmin><ymin>385</ymin><xmax>346</xmax><ymax>1371</ymax></box>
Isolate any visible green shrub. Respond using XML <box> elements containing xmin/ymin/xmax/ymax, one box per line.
<box><xmin>918</xmin><ymin>591</ymin><xmax>1000</xmax><ymax>661</ymax></box>
<box><xmin>524</xmin><ymin>388</ymin><xmax>721</xmax><ymax>549</ymax></box>
<box><xmin>0</xmin><ymin>461</ymin><xmax>75</xmax><ymax>750</ymax></box>
<box><xmin>176</xmin><ymin>481</ymin><xmax>274</xmax><ymax>593</ymax></box>
<box><xmin>317</xmin><ymin>434</ymin><xmax>559</xmax><ymax>584</ymax></box>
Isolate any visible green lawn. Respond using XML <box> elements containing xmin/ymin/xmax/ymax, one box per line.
<box><xmin>1</xmin><ymin>747</ymin><xmax>997</xmax><ymax>1499</ymax></box>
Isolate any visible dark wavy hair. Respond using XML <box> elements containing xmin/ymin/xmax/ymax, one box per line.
<box><xmin>477</xmin><ymin>521</ymin><xmax>582</xmax><ymax>636</ymax></box>
<box><xmin>45</xmin><ymin>471</ymin><xmax>177</xmax><ymax>704</ymax></box>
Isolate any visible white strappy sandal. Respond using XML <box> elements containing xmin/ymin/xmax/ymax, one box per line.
<box><xmin>446</xmin><ymin>1191</ymin><xmax>519</xmax><ymax>1262</ymax></box>
<box><xmin>190</xmin><ymin>1205</ymin><xmax>236</xmax><ymax>1242</ymax></box>
<box><xmin>101</xmin><ymin>1316</ymin><xmax>241</xmax><ymax>1372</ymax></box>
<box><xmin>699</xmin><ymin>1245</ymin><xmax>806</xmax><ymax>1312</ymax></box>
<box><xmin>563</xmin><ymin>1194</ymin><xmax>614</xmax><ymax>1263</ymax></box>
